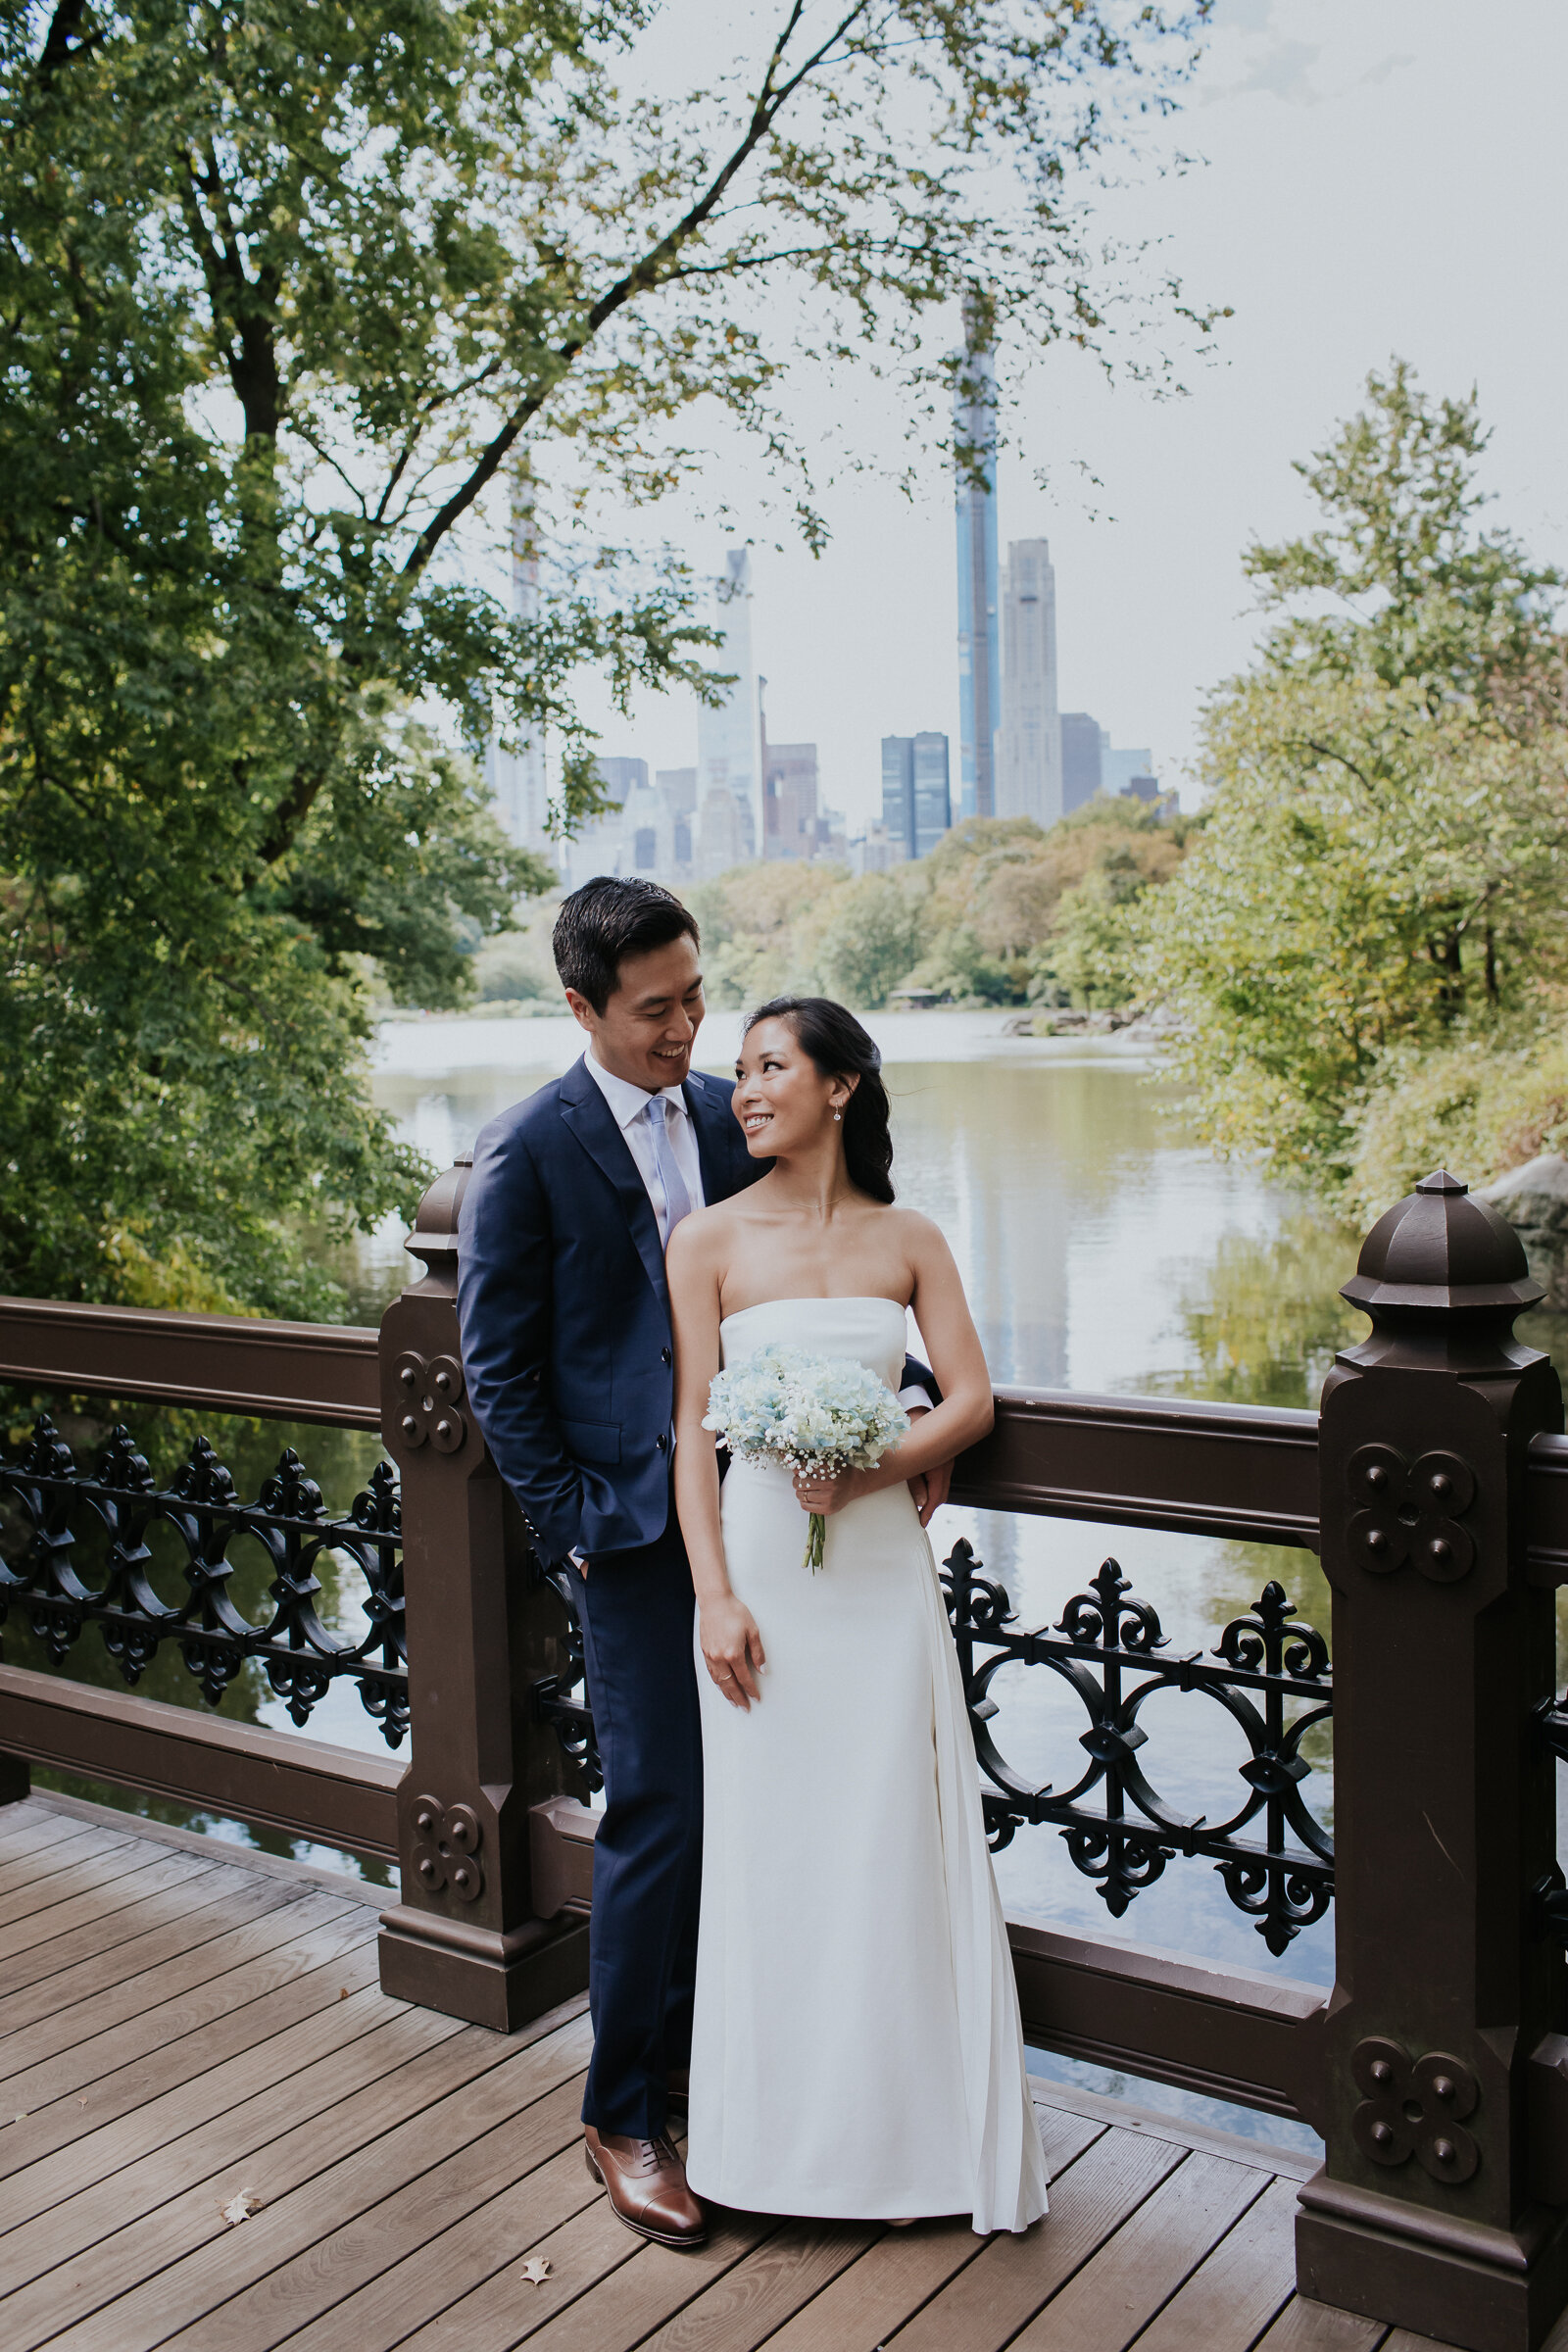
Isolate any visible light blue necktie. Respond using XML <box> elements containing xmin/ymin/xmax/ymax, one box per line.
<box><xmin>644</xmin><ymin>1094</ymin><xmax>693</xmax><ymax>1243</ymax></box>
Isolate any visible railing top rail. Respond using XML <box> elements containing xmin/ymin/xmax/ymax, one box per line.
<box><xmin>0</xmin><ymin>1296</ymin><xmax>380</xmax><ymax>1428</ymax></box>
<box><xmin>5</xmin><ymin>1292</ymin><xmax>1568</xmax><ymax>1575</ymax></box>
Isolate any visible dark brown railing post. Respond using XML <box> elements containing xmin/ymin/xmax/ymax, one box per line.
<box><xmin>376</xmin><ymin>1156</ymin><xmax>590</xmax><ymax>2030</ymax></box>
<box><xmin>1298</xmin><ymin>1171</ymin><xmax>1568</xmax><ymax>2351</ymax></box>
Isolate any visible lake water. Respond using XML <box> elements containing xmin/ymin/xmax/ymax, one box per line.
<box><xmin>372</xmin><ymin>1013</ymin><xmax>1356</xmax><ymax>1991</ymax></box>
<box><xmin>20</xmin><ymin>1007</ymin><xmax>1565</xmax><ymax>2150</ymax></box>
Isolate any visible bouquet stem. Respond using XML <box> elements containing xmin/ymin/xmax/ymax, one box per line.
<box><xmin>804</xmin><ymin>1510</ymin><xmax>827</xmax><ymax>1573</ymax></box>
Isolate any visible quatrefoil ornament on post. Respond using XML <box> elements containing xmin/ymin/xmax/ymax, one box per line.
<box><xmin>1351</xmin><ymin>2035</ymin><xmax>1480</xmax><ymax>2184</ymax></box>
<box><xmin>1346</xmin><ymin>1444</ymin><xmax>1477</xmax><ymax>1583</ymax></box>
<box><xmin>410</xmin><ymin>1796</ymin><xmax>485</xmax><ymax>1903</ymax></box>
<box><xmin>392</xmin><ymin>1352</ymin><xmax>467</xmax><ymax>1455</ymax></box>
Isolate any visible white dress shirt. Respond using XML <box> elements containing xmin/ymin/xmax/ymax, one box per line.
<box><xmin>581</xmin><ymin>1050</ymin><xmax>706</xmax><ymax>1248</ymax></box>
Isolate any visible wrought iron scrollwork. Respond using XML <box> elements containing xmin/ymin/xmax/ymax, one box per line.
<box><xmin>941</xmin><ymin>1539</ymin><xmax>1334</xmax><ymax>1954</ymax></box>
<box><xmin>531</xmin><ymin>1556</ymin><xmax>603</xmax><ymax>1793</ymax></box>
<box><xmin>0</xmin><ymin>1415</ymin><xmax>408</xmax><ymax>1745</ymax></box>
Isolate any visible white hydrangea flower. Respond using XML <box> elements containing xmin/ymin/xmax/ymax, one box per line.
<box><xmin>704</xmin><ymin>1343</ymin><xmax>911</xmax><ymax>1570</ymax></box>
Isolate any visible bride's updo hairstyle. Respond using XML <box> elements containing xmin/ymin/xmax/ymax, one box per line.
<box><xmin>744</xmin><ymin>996</ymin><xmax>895</xmax><ymax>1204</ymax></box>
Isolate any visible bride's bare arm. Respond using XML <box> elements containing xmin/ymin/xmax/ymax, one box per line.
<box><xmin>667</xmin><ymin>1212</ymin><xmax>766</xmax><ymax>1709</ymax></box>
<box><xmin>793</xmin><ymin>1216</ymin><xmax>993</xmax><ymax>1517</ymax></box>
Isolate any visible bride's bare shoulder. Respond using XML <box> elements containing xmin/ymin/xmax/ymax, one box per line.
<box><xmin>881</xmin><ymin>1204</ymin><xmax>949</xmax><ymax>1247</ymax></box>
<box><xmin>665</xmin><ymin>1199</ymin><xmax>744</xmax><ymax>1273</ymax></box>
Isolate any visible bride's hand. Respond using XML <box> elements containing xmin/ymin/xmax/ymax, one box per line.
<box><xmin>792</xmin><ymin>1466</ymin><xmax>861</xmax><ymax>1517</ymax></box>
<box><xmin>700</xmin><ymin>1594</ymin><xmax>765</xmax><ymax>1709</ymax></box>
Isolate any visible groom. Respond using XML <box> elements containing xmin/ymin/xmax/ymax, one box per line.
<box><xmin>457</xmin><ymin>876</ymin><xmax>948</xmax><ymax>2248</ymax></box>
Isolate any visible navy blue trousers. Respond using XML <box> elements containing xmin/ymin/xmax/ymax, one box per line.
<box><xmin>569</xmin><ymin>1526</ymin><xmax>702</xmax><ymax>2138</ymax></box>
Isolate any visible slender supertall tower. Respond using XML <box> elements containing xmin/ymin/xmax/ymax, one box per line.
<box><xmin>997</xmin><ymin>537</ymin><xmax>1061</xmax><ymax>828</ymax></box>
<box><xmin>954</xmin><ymin>301</ymin><xmax>1000</xmax><ymax>822</ymax></box>
<box><xmin>696</xmin><ymin>547</ymin><xmax>760</xmax><ymax>872</ymax></box>
<box><xmin>483</xmin><ymin>463</ymin><xmax>550</xmax><ymax>852</ymax></box>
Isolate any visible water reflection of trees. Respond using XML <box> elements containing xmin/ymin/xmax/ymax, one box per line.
<box><xmin>1147</xmin><ymin>1213</ymin><xmax>1365</xmax><ymax>1410</ymax></box>
<box><xmin>0</xmin><ymin>1388</ymin><xmax>389</xmax><ymax>1875</ymax></box>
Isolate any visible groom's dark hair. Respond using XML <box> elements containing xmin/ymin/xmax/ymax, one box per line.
<box><xmin>553</xmin><ymin>876</ymin><xmax>701</xmax><ymax>1012</ymax></box>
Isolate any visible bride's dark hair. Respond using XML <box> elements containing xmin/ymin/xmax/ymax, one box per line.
<box><xmin>743</xmin><ymin>996</ymin><xmax>895</xmax><ymax>1204</ymax></box>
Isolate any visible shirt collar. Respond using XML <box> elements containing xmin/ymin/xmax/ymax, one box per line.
<box><xmin>581</xmin><ymin>1049</ymin><xmax>688</xmax><ymax>1132</ymax></box>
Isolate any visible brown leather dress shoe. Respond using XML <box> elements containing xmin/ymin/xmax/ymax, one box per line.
<box><xmin>584</xmin><ymin>2127</ymin><xmax>708</xmax><ymax>2248</ymax></box>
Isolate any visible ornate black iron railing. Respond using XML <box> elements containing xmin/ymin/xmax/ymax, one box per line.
<box><xmin>942</xmin><ymin>1537</ymin><xmax>1333</xmax><ymax>1954</ymax></box>
<box><xmin>0</xmin><ymin>1415</ymin><xmax>407</xmax><ymax>1745</ymax></box>
<box><xmin>531</xmin><ymin>1557</ymin><xmax>604</xmax><ymax>1794</ymax></box>
<box><xmin>528</xmin><ymin>1530</ymin><xmax>1335</xmax><ymax>1955</ymax></box>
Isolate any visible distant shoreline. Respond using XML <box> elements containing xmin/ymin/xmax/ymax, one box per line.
<box><xmin>372</xmin><ymin>1004</ymin><xmax>1158</xmax><ymax>1080</ymax></box>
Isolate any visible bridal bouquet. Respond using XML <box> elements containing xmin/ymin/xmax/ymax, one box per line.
<box><xmin>704</xmin><ymin>1342</ymin><xmax>910</xmax><ymax>1571</ymax></box>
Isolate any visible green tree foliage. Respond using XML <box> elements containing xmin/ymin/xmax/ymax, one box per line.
<box><xmin>682</xmin><ymin>799</ymin><xmax>1190</xmax><ymax>1014</ymax></box>
<box><xmin>1</xmin><ymin>0</ymin><xmax>1212</xmax><ymax>1310</ymax></box>
<box><xmin>1143</xmin><ymin>366</ymin><xmax>1568</xmax><ymax>1197</ymax></box>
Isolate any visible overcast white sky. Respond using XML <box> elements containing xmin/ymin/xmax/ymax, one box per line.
<box><xmin>563</xmin><ymin>0</ymin><xmax>1568</xmax><ymax>825</ymax></box>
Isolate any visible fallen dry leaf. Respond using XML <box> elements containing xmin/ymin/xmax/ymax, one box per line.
<box><xmin>219</xmin><ymin>2190</ymin><xmax>265</xmax><ymax>2227</ymax></box>
<box><xmin>519</xmin><ymin>2258</ymin><xmax>552</xmax><ymax>2287</ymax></box>
<box><xmin>339</xmin><ymin>1987</ymin><xmax>349</xmax><ymax>2000</ymax></box>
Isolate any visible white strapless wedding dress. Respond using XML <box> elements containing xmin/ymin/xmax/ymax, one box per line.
<box><xmin>684</xmin><ymin>1297</ymin><xmax>1050</xmax><ymax>2234</ymax></box>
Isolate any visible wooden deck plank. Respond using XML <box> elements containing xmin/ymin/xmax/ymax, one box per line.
<box><xmin>0</xmin><ymin>1882</ymin><xmax>350</xmax><ymax>2088</ymax></box>
<box><xmin>0</xmin><ymin>1831</ymin><xmax>214</xmax><ymax>1936</ymax></box>
<box><xmin>1008</xmin><ymin>2152</ymin><xmax>1269</xmax><ymax>2350</ymax></box>
<box><xmin>634</xmin><ymin>2219</ymin><xmax>881</xmax><ymax>2352</ymax></box>
<box><xmin>28</xmin><ymin>2006</ymin><xmax>594</xmax><ymax>2352</ymax></box>
<box><xmin>0</xmin><ymin>1890</ymin><xmax>364</xmax><ymax>2108</ymax></box>
<box><xmin>884</xmin><ymin>2130</ymin><xmax>1185</xmax><ymax>2352</ymax></box>
<box><xmin>391</xmin><ymin>2186</ymin><xmax>657</xmax><ymax>2352</ymax></box>
<box><xmin>0</xmin><ymin>1858</ymin><xmax>270</xmax><ymax>2002</ymax></box>
<box><xmin>0</xmin><ymin>1845</ymin><xmax>235</xmax><ymax>1965</ymax></box>
<box><xmin>506</xmin><ymin>2211</ymin><xmax>782</xmax><ymax>2352</ymax></box>
<box><xmin>1122</xmin><ymin>2174</ymin><xmax>1300</xmax><ymax>2352</ymax></box>
<box><xmin>0</xmin><ymin>2004</ymin><xmax>483</xmax><ymax>2349</ymax></box>
<box><xmin>0</xmin><ymin>1906</ymin><xmax>377</xmax><ymax>2179</ymax></box>
<box><xmin>0</xmin><ymin>1958</ymin><xmax>393</xmax><ymax>2225</ymax></box>
<box><xmin>753</xmin><ymin>2110</ymin><xmax>1105</xmax><ymax>2352</ymax></box>
<box><xmin>1255</xmin><ymin>2297</ymin><xmax>1390</xmax><ymax>2349</ymax></box>
<box><xmin>1382</xmin><ymin>2333</ymin><xmax>1467</xmax><ymax>2352</ymax></box>
<box><xmin>236</xmin><ymin>2132</ymin><xmax>611</xmax><ymax>2351</ymax></box>
<box><xmin>0</xmin><ymin>1820</ymin><xmax>123</xmax><ymax>1897</ymax></box>
<box><xmin>158</xmin><ymin>2072</ymin><xmax>600</xmax><ymax>2351</ymax></box>
<box><xmin>0</xmin><ymin>1801</ymin><xmax>59</xmax><ymax>1851</ymax></box>
<box><xmin>0</xmin><ymin>1869</ymin><xmax>318</xmax><ymax>2041</ymax></box>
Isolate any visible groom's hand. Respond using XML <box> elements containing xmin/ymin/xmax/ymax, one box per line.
<box><xmin>905</xmin><ymin>1406</ymin><xmax>954</xmax><ymax>1528</ymax></box>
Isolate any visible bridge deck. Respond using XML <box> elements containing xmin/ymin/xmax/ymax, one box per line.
<box><xmin>0</xmin><ymin>1792</ymin><xmax>1455</xmax><ymax>2352</ymax></box>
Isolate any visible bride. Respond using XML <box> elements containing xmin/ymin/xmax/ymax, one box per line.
<box><xmin>666</xmin><ymin>995</ymin><xmax>1049</xmax><ymax>2234</ymax></box>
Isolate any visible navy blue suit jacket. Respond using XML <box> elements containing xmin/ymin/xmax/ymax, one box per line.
<box><xmin>457</xmin><ymin>1055</ymin><xmax>935</xmax><ymax>1565</ymax></box>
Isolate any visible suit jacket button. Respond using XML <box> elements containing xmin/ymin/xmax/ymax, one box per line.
<box><xmin>661</xmin><ymin>1347</ymin><xmax>672</xmax><ymax>1365</ymax></box>
<box><xmin>656</xmin><ymin>1433</ymin><xmax>668</xmax><ymax>1451</ymax></box>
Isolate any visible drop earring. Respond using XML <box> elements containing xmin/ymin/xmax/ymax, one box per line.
<box><xmin>833</xmin><ymin>1109</ymin><xmax>842</xmax><ymax>1122</ymax></box>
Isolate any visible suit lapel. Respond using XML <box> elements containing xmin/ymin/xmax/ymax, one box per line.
<box><xmin>559</xmin><ymin>1059</ymin><xmax>669</xmax><ymax>1312</ymax></box>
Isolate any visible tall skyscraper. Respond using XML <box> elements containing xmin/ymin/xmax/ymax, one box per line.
<box><xmin>996</xmin><ymin>539</ymin><xmax>1061</xmax><ymax>829</ymax></box>
<box><xmin>1059</xmin><ymin>711</ymin><xmax>1103</xmax><ymax>813</ymax></box>
<box><xmin>763</xmin><ymin>742</ymin><xmax>820</xmax><ymax>859</ymax></box>
<box><xmin>913</xmin><ymin>732</ymin><xmax>953</xmax><ymax>856</ymax></box>
<box><xmin>696</xmin><ymin>547</ymin><xmax>760</xmax><ymax>861</ymax></box>
<box><xmin>484</xmin><ymin>467</ymin><xmax>549</xmax><ymax>852</ymax></box>
<box><xmin>954</xmin><ymin>313</ymin><xmax>1000</xmax><ymax>822</ymax></box>
<box><xmin>881</xmin><ymin>736</ymin><xmax>914</xmax><ymax>860</ymax></box>
<box><xmin>657</xmin><ymin>768</ymin><xmax>698</xmax><ymax>871</ymax></box>
<box><xmin>881</xmin><ymin>732</ymin><xmax>952</xmax><ymax>859</ymax></box>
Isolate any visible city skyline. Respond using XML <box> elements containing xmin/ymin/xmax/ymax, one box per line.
<box><xmin>546</xmin><ymin>7</ymin><xmax>1564</xmax><ymax>845</ymax></box>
